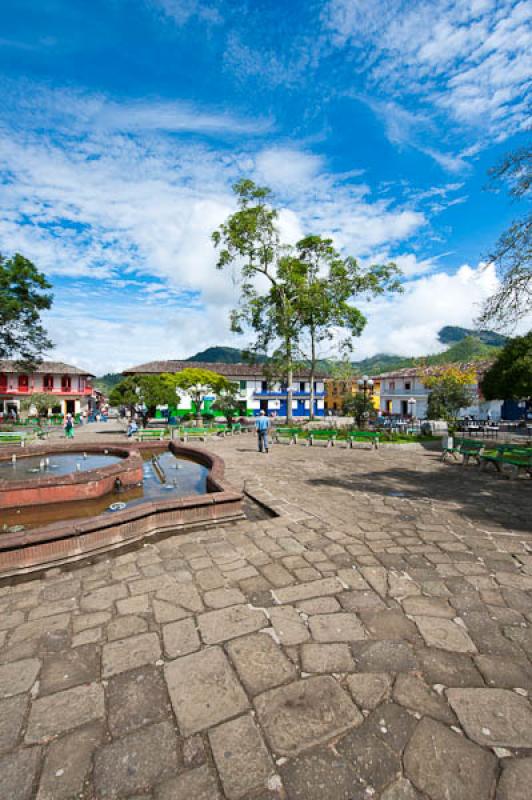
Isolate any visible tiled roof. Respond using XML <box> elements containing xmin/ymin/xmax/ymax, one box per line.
<box><xmin>123</xmin><ymin>360</ymin><xmax>329</xmax><ymax>379</ymax></box>
<box><xmin>374</xmin><ymin>359</ymin><xmax>495</xmax><ymax>380</ymax></box>
<box><xmin>0</xmin><ymin>360</ymin><xmax>95</xmax><ymax>377</ymax></box>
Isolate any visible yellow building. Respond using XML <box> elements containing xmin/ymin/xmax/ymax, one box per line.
<box><xmin>325</xmin><ymin>377</ymin><xmax>380</xmax><ymax>414</ymax></box>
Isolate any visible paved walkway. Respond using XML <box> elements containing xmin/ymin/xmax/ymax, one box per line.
<box><xmin>1</xmin><ymin>431</ymin><xmax>532</xmax><ymax>799</ymax></box>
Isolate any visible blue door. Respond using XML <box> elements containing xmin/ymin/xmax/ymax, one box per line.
<box><xmin>296</xmin><ymin>400</ymin><xmax>306</xmax><ymax>416</ymax></box>
<box><xmin>279</xmin><ymin>400</ymin><xmax>287</xmax><ymax>416</ymax></box>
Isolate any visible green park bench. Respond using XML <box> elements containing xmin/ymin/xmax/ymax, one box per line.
<box><xmin>135</xmin><ymin>428</ymin><xmax>167</xmax><ymax>442</ymax></box>
<box><xmin>442</xmin><ymin>438</ymin><xmax>484</xmax><ymax>465</ymax></box>
<box><xmin>480</xmin><ymin>444</ymin><xmax>532</xmax><ymax>478</ymax></box>
<box><xmin>230</xmin><ymin>422</ymin><xmax>242</xmax><ymax>434</ymax></box>
<box><xmin>274</xmin><ymin>427</ymin><xmax>302</xmax><ymax>445</ymax></box>
<box><xmin>346</xmin><ymin>431</ymin><xmax>379</xmax><ymax>449</ymax></box>
<box><xmin>0</xmin><ymin>431</ymin><xmax>29</xmax><ymax>447</ymax></box>
<box><xmin>308</xmin><ymin>429</ymin><xmax>337</xmax><ymax>447</ymax></box>
<box><xmin>180</xmin><ymin>427</ymin><xmax>216</xmax><ymax>442</ymax></box>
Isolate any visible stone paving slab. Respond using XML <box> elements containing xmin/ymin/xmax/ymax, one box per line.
<box><xmin>254</xmin><ymin>676</ymin><xmax>363</xmax><ymax>756</ymax></box>
<box><xmin>197</xmin><ymin>604</ymin><xmax>266</xmax><ymax>644</ymax></box>
<box><xmin>209</xmin><ymin>713</ymin><xmax>276</xmax><ymax>799</ymax></box>
<box><xmin>404</xmin><ymin>716</ymin><xmax>497</xmax><ymax>800</ymax></box>
<box><xmin>1</xmin><ymin>434</ymin><xmax>532</xmax><ymax>799</ymax></box>
<box><xmin>93</xmin><ymin>720</ymin><xmax>180</xmax><ymax>799</ymax></box>
<box><xmin>36</xmin><ymin>722</ymin><xmax>104</xmax><ymax>800</ymax></box>
<box><xmin>226</xmin><ymin>632</ymin><xmax>296</xmax><ymax>695</ymax></box>
<box><xmin>165</xmin><ymin>647</ymin><xmax>249</xmax><ymax>735</ymax></box>
<box><xmin>25</xmin><ymin>682</ymin><xmax>105</xmax><ymax>743</ymax></box>
<box><xmin>447</xmin><ymin>688</ymin><xmax>532</xmax><ymax>747</ymax></box>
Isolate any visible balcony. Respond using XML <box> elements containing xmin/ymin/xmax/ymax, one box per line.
<box><xmin>0</xmin><ymin>386</ymin><xmax>94</xmax><ymax>396</ymax></box>
<box><xmin>380</xmin><ymin>388</ymin><xmax>428</xmax><ymax>397</ymax></box>
<box><xmin>253</xmin><ymin>390</ymin><xmax>326</xmax><ymax>399</ymax></box>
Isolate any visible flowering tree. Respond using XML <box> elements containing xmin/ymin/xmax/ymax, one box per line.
<box><xmin>424</xmin><ymin>366</ymin><xmax>476</xmax><ymax>420</ymax></box>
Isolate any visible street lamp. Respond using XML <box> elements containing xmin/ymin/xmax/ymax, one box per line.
<box><xmin>357</xmin><ymin>375</ymin><xmax>374</xmax><ymax>429</ymax></box>
<box><xmin>357</xmin><ymin>375</ymin><xmax>374</xmax><ymax>397</ymax></box>
<box><xmin>192</xmin><ymin>383</ymin><xmax>208</xmax><ymax>424</ymax></box>
<box><xmin>407</xmin><ymin>397</ymin><xmax>417</xmax><ymax>430</ymax></box>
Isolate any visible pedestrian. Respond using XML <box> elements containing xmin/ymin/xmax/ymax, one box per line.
<box><xmin>255</xmin><ymin>410</ymin><xmax>270</xmax><ymax>453</ymax></box>
<box><xmin>64</xmin><ymin>413</ymin><xmax>74</xmax><ymax>439</ymax></box>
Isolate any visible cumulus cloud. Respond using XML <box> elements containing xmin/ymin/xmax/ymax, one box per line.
<box><xmin>350</xmin><ymin>261</ymin><xmax>523</xmax><ymax>360</ymax></box>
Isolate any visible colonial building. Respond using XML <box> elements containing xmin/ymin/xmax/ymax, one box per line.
<box><xmin>0</xmin><ymin>361</ymin><xmax>95</xmax><ymax>418</ymax></box>
<box><xmin>325</xmin><ymin>377</ymin><xmax>381</xmax><ymax>414</ymax></box>
<box><xmin>376</xmin><ymin>361</ymin><xmax>502</xmax><ymax>419</ymax></box>
<box><xmin>123</xmin><ymin>361</ymin><xmax>328</xmax><ymax>417</ymax></box>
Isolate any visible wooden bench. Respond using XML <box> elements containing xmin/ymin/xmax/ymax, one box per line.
<box><xmin>346</xmin><ymin>431</ymin><xmax>379</xmax><ymax>449</ymax></box>
<box><xmin>308</xmin><ymin>430</ymin><xmax>337</xmax><ymax>447</ymax></box>
<box><xmin>274</xmin><ymin>427</ymin><xmax>302</xmax><ymax>445</ymax></box>
<box><xmin>442</xmin><ymin>438</ymin><xmax>484</xmax><ymax>465</ymax></box>
<box><xmin>135</xmin><ymin>428</ymin><xmax>167</xmax><ymax>442</ymax></box>
<box><xmin>480</xmin><ymin>444</ymin><xmax>532</xmax><ymax>478</ymax></box>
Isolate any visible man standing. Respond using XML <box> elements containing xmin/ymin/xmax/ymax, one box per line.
<box><xmin>255</xmin><ymin>410</ymin><xmax>270</xmax><ymax>453</ymax></box>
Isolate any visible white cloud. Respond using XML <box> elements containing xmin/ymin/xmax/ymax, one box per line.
<box><xmin>150</xmin><ymin>0</ymin><xmax>223</xmax><ymax>26</ymax></box>
<box><xmin>326</xmin><ymin>0</ymin><xmax>531</xmax><ymax>153</ymax></box>
<box><xmin>349</xmin><ymin>261</ymin><xmax>532</xmax><ymax>361</ymax></box>
<box><xmin>0</xmin><ymin>82</ymin><xmax>433</xmax><ymax>371</ymax></box>
<box><xmin>255</xmin><ymin>148</ymin><xmax>323</xmax><ymax>192</ymax></box>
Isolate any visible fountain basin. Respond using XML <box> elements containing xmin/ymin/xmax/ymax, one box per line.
<box><xmin>0</xmin><ymin>445</ymin><xmax>143</xmax><ymax>509</ymax></box>
<box><xmin>0</xmin><ymin>441</ymin><xmax>243</xmax><ymax>578</ymax></box>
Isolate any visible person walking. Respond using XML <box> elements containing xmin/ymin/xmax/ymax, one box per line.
<box><xmin>255</xmin><ymin>410</ymin><xmax>270</xmax><ymax>453</ymax></box>
<box><xmin>64</xmin><ymin>413</ymin><xmax>74</xmax><ymax>439</ymax></box>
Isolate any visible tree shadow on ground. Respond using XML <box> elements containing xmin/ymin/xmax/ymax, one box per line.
<box><xmin>306</xmin><ymin>462</ymin><xmax>532</xmax><ymax>533</ymax></box>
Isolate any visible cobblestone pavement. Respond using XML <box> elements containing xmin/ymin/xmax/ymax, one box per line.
<box><xmin>1</xmin><ymin>431</ymin><xmax>532</xmax><ymax>799</ymax></box>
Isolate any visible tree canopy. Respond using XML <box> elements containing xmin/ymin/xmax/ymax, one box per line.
<box><xmin>0</xmin><ymin>253</ymin><xmax>53</xmax><ymax>366</ymax></box>
<box><xmin>424</xmin><ymin>367</ymin><xmax>476</xmax><ymax>420</ymax></box>
<box><xmin>480</xmin><ymin>331</ymin><xmax>532</xmax><ymax>400</ymax></box>
<box><xmin>479</xmin><ymin>145</ymin><xmax>531</xmax><ymax>328</ymax></box>
<box><xmin>172</xmin><ymin>368</ymin><xmax>235</xmax><ymax>394</ymax></box>
<box><xmin>109</xmin><ymin>374</ymin><xmax>178</xmax><ymax>417</ymax></box>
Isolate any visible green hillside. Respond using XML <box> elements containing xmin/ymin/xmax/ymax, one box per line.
<box><xmin>184</xmin><ymin>346</ymin><xmax>268</xmax><ymax>364</ymax></box>
<box><xmin>93</xmin><ymin>373</ymin><xmax>123</xmax><ymax>393</ymax></box>
<box><xmin>438</xmin><ymin>326</ymin><xmax>508</xmax><ymax>347</ymax></box>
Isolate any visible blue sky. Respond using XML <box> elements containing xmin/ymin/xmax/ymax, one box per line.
<box><xmin>0</xmin><ymin>0</ymin><xmax>530</xmax><ymax>372</ymax></box>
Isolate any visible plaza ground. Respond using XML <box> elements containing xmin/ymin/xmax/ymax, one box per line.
<box><xmin>1</xmin><ymin>423</ymin><xmax>532</xmax><ymax>799</ymax></box>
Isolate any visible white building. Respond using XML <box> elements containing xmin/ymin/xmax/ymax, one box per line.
<box><xmin>123</xmin><ymin>360</ymin><xmax>328</xmax><ymax>418</ymax></box>
<box><xmin>376</xmin><ymin>362</ymin><xmax>503</xmax><ymax>420</ymax></box>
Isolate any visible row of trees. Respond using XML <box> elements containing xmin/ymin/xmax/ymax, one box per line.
<box><xmin>109</xmin><ymin>368</ymin><xmax>240</xmax><ymax>423</ymax></box>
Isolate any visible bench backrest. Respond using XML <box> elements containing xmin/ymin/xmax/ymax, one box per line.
<box><xmin>457</xmin><ymin>438</ymin><xmax>484</xmax><ymax>452</ymax></box>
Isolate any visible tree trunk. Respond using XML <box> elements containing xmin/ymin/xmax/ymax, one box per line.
<box><xmin>309</xmin><ymin>331</ymin><xmax>316</xmax><ymax>421</ymax></box>
<box><xmin>286</xmin><ymin>337</ymin><xmax>293</xmax><ymax>424</ymax></box>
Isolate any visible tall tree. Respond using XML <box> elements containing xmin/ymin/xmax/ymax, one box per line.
<box><xmin>0</xmin><ymin>253</ymin><xmax>53</xmax><ymax>366</ymax></box>
<box><xmin>479</xmin><ymin>144</ymin><xmax>531</xmax><ymax>328</ymax></box>
<box><xmin>294</xmin><ymin>235</ymin><xmax>401</xmax><ymax>418</ymax></box>
<box><xmin>212</xmin><ymin>180</ymin><xmax>299</xmax><ymax>421</ymax></box>
<box><xmin>480</xmin><ymin>331</ymin><xmax>532</xmax><ymax>401</ymax></box>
